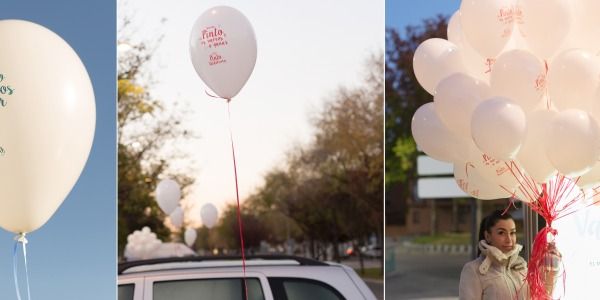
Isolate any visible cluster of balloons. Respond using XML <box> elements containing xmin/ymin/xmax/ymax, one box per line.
<box><xmin>124</xmin><ymin>227</ymin><xmax>162</xmax><ymax>261</ymax></box>
<box><xmin>412</xmin><ymin>0</ymin><xmax>600</xmax><ymax>202</ymax></box>
<box><xmin>124</xmin><ymin>227</ymin><xmax>195</xmax><ymax>261</ymax></box>
<box><xmin>155</xmin><ymin>179</ymin><xmax>220</xmax><ymax>247</ymax></box>
<box><xmin>0</xmin><ymin>20</ymin><xmax>96</xmax><ymax>234</ymax></box>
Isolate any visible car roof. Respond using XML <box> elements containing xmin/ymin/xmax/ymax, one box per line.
<box><xmin>118</xmin><ymin>255</ymin><xmax>330</xmax><ymax>275</ymax></box>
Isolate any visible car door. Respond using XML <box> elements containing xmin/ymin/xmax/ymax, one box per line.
<box><xmin>143</xmin><ymin>271</ymin><xmax>274</xmax><ymax>300</ymax></box>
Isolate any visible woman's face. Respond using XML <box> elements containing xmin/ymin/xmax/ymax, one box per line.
<box><xmin>485</xmin><ymin>219</ymin><xmax>516</xmax><ymax>253</ymax></box>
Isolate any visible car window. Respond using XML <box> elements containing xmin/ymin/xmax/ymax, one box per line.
<box><xmin>268</xmin><ymin>278</ymin><xmax>346</xmax><ymax>300</ymax></box>
<box><xmin>153</xmin><ymin>278</ymin><xmax>264</xmax><ymax>300</ymax></box>
<box><xmin>118</xmin><ymin>284</ymin><xmax>135</xmax><ymax>300</ymax></box>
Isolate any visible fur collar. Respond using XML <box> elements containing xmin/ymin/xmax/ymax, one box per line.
<box><xmin>478</xmin><ymin>240</ymin><xmax>527</xmax><ymax>274</ymax></box>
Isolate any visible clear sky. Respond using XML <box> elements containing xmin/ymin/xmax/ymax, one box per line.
<box><xmin>386</xmin><ymin>1</ymin><xmax>460</xmax><ymax>30</ymax></box>
<box><xmin>118</xmin><ymin>0</ymin><xmax>384</xmax><ymax>227</ymax></box>
<box><xmin>0</xmin><ymin>1</ymin><xmax>116</xmax><ymax>299</ymax></box>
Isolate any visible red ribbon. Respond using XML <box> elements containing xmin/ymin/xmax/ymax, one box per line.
<box><xmin>206</xmin><ymin>90</ymin><xmax>248</xmax><ymax>298</ymax></box>
<box><xmin>227</xmin><ymin>102</ymin><xmax>249</xmax><ymax>299</ymax></box>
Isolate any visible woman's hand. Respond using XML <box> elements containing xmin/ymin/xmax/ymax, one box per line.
<box><xmin>543</xmin><ymin>242</ymin><xmax>562</xmax><ymax>296</ymax></box>
<box><xmin>544</xmin><ymin>242</ymin><xmax>562</xmax><ymax>272</ymax></box>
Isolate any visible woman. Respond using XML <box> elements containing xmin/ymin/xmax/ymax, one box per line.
<box><xmin>459</xmin><ymin>210</ymin><xmax>560</xmax><ymax>299</ymax></box>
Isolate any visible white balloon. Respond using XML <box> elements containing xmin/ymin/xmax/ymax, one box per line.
<box><xmin>152</xmin><ymin>243</ymin><xmax>195</xmax><ymax>259</ymax></box>
<box><xmin>591</xmin><ymin>87</ymin><xmax>600</xmax><ymax>123</ymax></box>
<box><xmin>447</xmin><ymin>11</ymin><xmax>490</xmax><ymax>82</ymax></box>
<box><xmin>411</xmin><ymin>102</ymin><xmax>469</xmax><ymax>163</ymax></box>
<box><xmin>546</xmin><ymin>109</ymin><xmax>600</xmax><ymax>177</ymax></box>
<box><xmin>490</xmin><ymin>49</ymin><xmax>546</xmax><ymax>112</ymax></box>
<box><xmin>155</xmin><ymin>179</ymin><xmax>181</xmax><ymax>215</ymax></box>
<box><xmin>184</xmin><ymin>228</ymin><xmax>197</xmax><ymax>247</ymax></box>
<box><xmin>201</xmin><ymin>203</ymin><xmax>219</xmax><ymax>229</ymax></box>
<box><xmin>517</xmin><ymin>0</ymin><xmax>573</xmax><ymax>59</ymax></box>
<box><xmin>446</xmin><ymin>11</ymin><xmax>462</xmax><ymax>46</ymax></box>
<box><xmin>0</xmin><ymin>20</ymin><xmax>96</xmax><ymax>234</ymax></box>
<box><xmin>471</xmin><ymin>97</ymin><xmax>527</xmax><ymax>160</ymax></box>
<box><xmin>467</xmin><ymin>144</ymin><xmax>520</xmax><ymax>190</ymax></box>
<box><xmin>190</xmin><ymin>6</ymin><xmax>257</xmax><ymax>99</ymax></box>
<box><xmin>516</xmin><ymin>109</ymin><xmax>558</xmax><ymax>183</ymax></box>
<box><xmin>413</xmin><ymin>38</ymin><xmax>465</xmax><ymax>95</ymax></box>
<box><xmin>434</xmin><ymin>73</ymin><xmax>490</xmax><ymax>139</ymax></box>
<box><xmin>454</xmin><ymin>162</ymin><xmax>511</xmax><ymax>200</ymax></box>
<box><xmin>460</xmin><ymin>0</ymin><xmax>516</xmax><ymax>58</ymax></box>
<box><xmin>580</xmin><ymin>0</ymin><xmax>600</xmax><ymax>51</ymax></box>
<box><xmin>547</xmin><ymin>49</ymin><xmax>600</xmax><ymax>111</ymax></box>
<box><xmin>562</xmin><ymin>0</ymin><xmax>600</xmax><ymax>55</ymax></box>
<box><xmin>169</xmin><ymin>206</ymin><xmax>184</xmax><ymax>228</ymax></box>
<box><xmin>578</xmin><ymin>162</ymin><xmax>600</xmax><ymax>190</ymax></box>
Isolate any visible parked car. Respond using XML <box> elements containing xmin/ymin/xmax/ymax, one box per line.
<box><xmin>118</xmin><ymin>255</ymin><xmax>377</xmax><ymax>300</ymax></box>
<box><xmin>360</xmin><ymin>245</ymin><xmax>382</xmax><ymax>259</ymax></box>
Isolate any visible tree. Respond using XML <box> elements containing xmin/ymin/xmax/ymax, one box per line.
<box><xmin>385</xmin><ymin>15</ymin><xmax>449</xmax><ymax>226</ymax></box>
<box><xmin>215</xmin><ymin>203</ymin><xmax>268</xmax><ymax>253</ymax></box>
<box><xmin>243</xmin><ymin>54</ymin><xmax>383</xmax><ymax>273</ymax></box>
<box><xmin>117</xmin><ymin>31</ymin><xmax>195</xmax><ymax>257</ymax></box>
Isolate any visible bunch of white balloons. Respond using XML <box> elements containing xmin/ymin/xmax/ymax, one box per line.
<box><xmin>411</xmin><ymin>0</ymin><xmax>600</xmax><ymax>201</ymax></box>
<box><xmin>124</xmin><ymin>227</ymin><xmax>162</xmax><ymax>261</ymax></box>
<box><xmin>156</xmin><ymin>179</ymin><xmax>220</xmax><ymax>247</ymax></box>
<box><xmin>124</xmin><ymin>227</ymin><xmax>195</xmax><ymax>260</ymax></box>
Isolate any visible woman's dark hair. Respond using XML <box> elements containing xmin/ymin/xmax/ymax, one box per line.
<box><xmin>477</xmin><ymin>210</ymin><xmax>514</xmax><ymax>256</ymax></box>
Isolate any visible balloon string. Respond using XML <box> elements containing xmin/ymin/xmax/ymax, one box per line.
<box><xmin>13</xmin><ymin>233</ymin><xmax>31</xmax><ymax>300</ymax></box>
<box><xmin>205</xmin><ymin>90</ymin><xmax>231</xmax><ymax>103</ymax></box>
<box><xmin>227</xmin><ymin>102</ymin><xmax>248</xmax><ymax>300</ymax></box>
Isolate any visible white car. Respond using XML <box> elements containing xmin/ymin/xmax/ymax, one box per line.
<box><xmin>118</xmin><ymin>255</ymin><xmax>377</xmax><ymax>300</ymax></box>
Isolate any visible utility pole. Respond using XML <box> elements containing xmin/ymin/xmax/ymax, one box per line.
<box><xmin>470</xmin><ymin>198</ymin><xmax>482</xmax><ymax>260</ymax></box>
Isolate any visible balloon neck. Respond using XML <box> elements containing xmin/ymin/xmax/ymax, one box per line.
<box><xmin>204</xmin><ymin>90</ymin><xmax>231</xmax><ymax>102</ymax></box>
<box><xmin>14</xmin><ymin>233</ymin><xmax>28</xmax><ymax>244</ymax></box>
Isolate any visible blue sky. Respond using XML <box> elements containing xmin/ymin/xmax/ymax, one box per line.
<box><xmin>386</xmin><ymin>1</ymin><xmax>460</xmax><ymax>31</ymax></box>
<box><xmin>0</xmin><ymin>1</ymin><xmax>115</xmax><ymax>299</ymax></box>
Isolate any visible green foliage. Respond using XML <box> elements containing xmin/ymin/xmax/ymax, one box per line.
<box><xmin>117</xmin><ymin>35</ymin><xmax>195</xmax><ymax>257</ymax></box>
<box><xmin>386</xmin><ymin>137</ymin><xmax>417</xmax><ymax>185</ymax></box>
<box><xmin>243</xmin><ymin>55</ymin><xmax>384</xmax><ymax>260</ymax></box>
<box><xmin>413</xmin><ymin>233</ymin><xmax>471</xmax><ymax>245</ymax></box>
<box><xmin>385</xmin><ymin>15</ymin><xmax>449</xmax><ymax>188</ymax></box>
<box><xmin>215</xmin><ymin>204</ymin><xmax>268</xmax><ymax>252</ymax></box>
<box><xmin>354</xmin><ymin>267</ymin><xmax>383</xmax><ymax>280</ymax></box>
<box><xmin>385</xmin><ymin>16</ymin><xmax>449</xmax><ymax>225</ymax></box>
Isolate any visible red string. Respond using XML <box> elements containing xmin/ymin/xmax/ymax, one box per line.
<box><xmin>500</xmin><ymin>166</ymin><xmax>588</xmax><ymax>298</ymax></box>
<box><xmin>225</xmin><ymin>100</ymin><xmax>248</xmax><ymax>299</ymax></box>
<box><xmin>527</xmin><ymin>226</ymin><xmax>559</xmax><ymax>300</ymax></box>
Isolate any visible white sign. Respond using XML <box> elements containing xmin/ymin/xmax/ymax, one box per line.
<box><xmin>417</xmin><ymin>155</ymin><xmax>453</xmax><ymax>176</ymax></box>
<box><xmin>417</xmin><ymin>177</ymin><xmax>467</xmax><ymax>199</ymax></box>
<box><xmin>553</xmin><ymin>205</ymin><xmax>600</xmax><ymax>298</ymax></box>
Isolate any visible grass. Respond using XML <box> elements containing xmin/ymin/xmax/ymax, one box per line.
<box><xmin>412</xmin><ymin>232</ymin><xmax>471</xmax><ymax>245</ymax></box>
<box><xmin>354</xmin><ymin>267</ymin><xmax>383</xmax><ymax>280</ymax></box>
<box><xmin>411</xmin><ymin>232</ymin><xmax>525</xmax><ymax>245</ymax></box>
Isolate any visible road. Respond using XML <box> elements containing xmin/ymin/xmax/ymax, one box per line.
<box><xmin>385</xmin><ymin>253</ymin><xmax>470</xmax><ymax>299</ymax></box>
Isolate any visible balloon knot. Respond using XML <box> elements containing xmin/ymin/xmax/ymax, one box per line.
<box><xmin>14</xmin><ymin>233</ymin><xmax>28</xmax><ymax>244</ymax></box>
